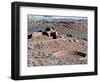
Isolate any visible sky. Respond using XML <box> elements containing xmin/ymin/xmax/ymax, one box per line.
<box><xmin>28</xmin><ymin>14</ymin><xmax>87</xmax><ymax>20</ymax></box>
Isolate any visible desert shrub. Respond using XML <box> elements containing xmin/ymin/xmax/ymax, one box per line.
<box><xmin>83</xmin><ymin>38</ymin><xmax>87</xmax><ymax>41</ymax></box>
<box><xmin>66</xmin><ymin>33</ymin><xmax>73</xmax><ymax>37</ymax></box>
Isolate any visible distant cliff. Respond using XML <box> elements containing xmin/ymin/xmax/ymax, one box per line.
<box><xmin>28</xmin><ymin>18</ymin><xmax>87</xmax><ymax>33</ymax></box>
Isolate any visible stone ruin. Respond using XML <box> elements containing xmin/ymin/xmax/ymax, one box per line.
<box><xmin>28</xmin><ymin>27</ymin><xmax>59</xmax><ymax>39</ymax></box>
<box><xmin>42</xmin><ymin>27</ymin><xmax>59</xmax><ymax>39</ymax></box>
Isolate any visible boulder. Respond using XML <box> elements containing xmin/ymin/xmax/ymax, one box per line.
<box><xmin>74</xmin><ymin>38</ymin><xmax>79</xmax><ymax>43</ymax></box>
<box><xmin>69</xmin><ymin>38</ymin><xmax>73</xmax><ymax>43</ymax></box>
<box><xmin>28</xmin><ymin>34</ymin><xmax>32</xmax><ymax>39</ymax></box>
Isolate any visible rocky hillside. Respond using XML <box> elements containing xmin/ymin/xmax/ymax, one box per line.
<box><xmin>28</xmin><ymin>33</ymin><xmax>87</xmax><ymax>66</ymax></box>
